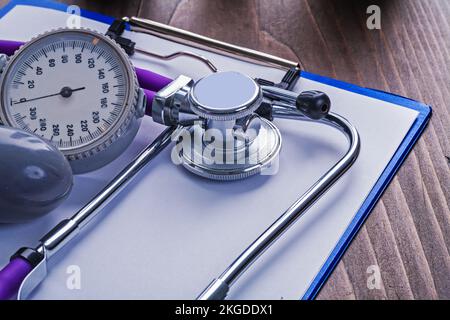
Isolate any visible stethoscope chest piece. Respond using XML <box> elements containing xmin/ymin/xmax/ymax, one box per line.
<box><xmin>180</xmin><ymin>117</ymin><xmax>281</xmax><ymax>181</ymax></box>
<box><xmin>167</xmin><ymin>71</ymin><xmax>282</xmax><ymax>181</ymax></box>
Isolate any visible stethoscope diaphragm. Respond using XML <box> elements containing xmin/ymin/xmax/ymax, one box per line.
<box><xmin>172</xmin><ymin>71</ymin><xmax>282</xmax><ymax>180</ymax></box>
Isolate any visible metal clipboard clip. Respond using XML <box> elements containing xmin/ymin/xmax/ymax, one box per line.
<box><xmin>124</xmin><ymin>16</ymin><xmax>299</xmax><ymax>71</ymax></box>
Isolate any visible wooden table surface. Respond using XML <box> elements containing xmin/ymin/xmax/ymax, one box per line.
<box><xmin>1</xmin><ymin>0</ymin><xmax>449</xmax><ymax>300</ymax></box>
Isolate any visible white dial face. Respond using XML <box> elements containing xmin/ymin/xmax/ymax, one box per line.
<box><xmin>1</xmin><ymin>30</ymin><xmax>131</xmax><ymax>151</ymax></box>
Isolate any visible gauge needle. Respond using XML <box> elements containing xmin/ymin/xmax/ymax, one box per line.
<box><xmin>13</xmin><ymin>86</ymin><xmax>86</xmax><ymax>105</ymax></box>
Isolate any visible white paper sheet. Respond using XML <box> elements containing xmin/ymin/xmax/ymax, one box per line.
<box><xmin>0</xmin><ymin>5</ymin><xmax>419</xmax><ymax>299</ymax></box>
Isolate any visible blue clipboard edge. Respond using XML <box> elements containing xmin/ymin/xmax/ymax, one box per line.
<box><xmin>300</xmin><ymin>72</ymin><xmax>431</xmax><ymax>299</ymax></box>
<box><xmin>0</xmin><ymin>0</ymin><xmax>432</xmax><ymax>300</ymax></box>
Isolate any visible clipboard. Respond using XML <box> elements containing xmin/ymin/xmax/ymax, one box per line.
<box><xmin>0</xmin><ymin>0</ymin><xmax>431</xmax><ymax>300</ymax></box>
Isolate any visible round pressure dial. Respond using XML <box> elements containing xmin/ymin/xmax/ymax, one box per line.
<box><xmin>0</xmin><ymin>29</ymin><xmax>146</xmax><ymax>173</ymax></box>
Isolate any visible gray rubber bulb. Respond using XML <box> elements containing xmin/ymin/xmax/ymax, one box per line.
<box><xmin>0</xmin><ymin>126</ymin><xmax>73</xmax><ymax>223</ymax></box>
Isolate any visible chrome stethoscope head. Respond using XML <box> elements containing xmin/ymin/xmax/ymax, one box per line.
<box><xmin>151</xmin><ymin>70</ymin><xmax>331</xmax><ymax>181</ymax></box>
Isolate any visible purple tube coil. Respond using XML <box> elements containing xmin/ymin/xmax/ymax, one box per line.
<box><xmin>143</xmin><ymin>88</ymin><xmax>156</xmax><ymax>116</ymax></box>
<box><xmin>0</xmin><ymin>39</ymin><xmax>23</xmax><ymax>56</ymax></box>
<box><xmin>0</xmin><ymin>257</ymin><xmax>33</xmax><ymax>300</ymax></box>
<box><xmin>135</xmin><ymin>67</ymin><xmax>172</xmax><ymax>92</ymax></box>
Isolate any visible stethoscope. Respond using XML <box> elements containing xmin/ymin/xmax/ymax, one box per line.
<box><xmin>0</xmin><ymin>19</ymin><xmax>360</xmax><ymax>300</ymax></box>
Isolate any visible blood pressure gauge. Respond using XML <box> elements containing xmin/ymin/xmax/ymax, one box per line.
<box><xmin>0</xmin><ymin>29</ymin><xmax>146</xmax><ymax>173</ymax></box>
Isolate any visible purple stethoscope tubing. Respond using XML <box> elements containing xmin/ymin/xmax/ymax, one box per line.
<box><xmin>0</xmin><ymin>257</ymin><xmax>32</xmax><ymax>300</ymax></box>
<box><xmin>0</xmin><ymin>39</ymin><xmax>173</xmax><ymax>300</ymax></box>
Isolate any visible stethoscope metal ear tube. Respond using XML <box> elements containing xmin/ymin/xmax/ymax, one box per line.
<box><xmin>197</xmin><ymin>111</ymin><xmax>360</xmax><ymax>300</ymax></box>
<box><xmin>0</xmin><ymin>125</ymin><xmax>179</xmax><ymax>300</ymax></box>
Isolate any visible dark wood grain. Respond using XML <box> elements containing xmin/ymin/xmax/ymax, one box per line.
<box><xmin>62</xmin><ymin>0</ymin><xmax>141</xmax><ymax>18</ymax></box>
<box><xmin>1</xmin><ymin>0</ymin><xmax>448</xmax><ymax>299</ymax></box>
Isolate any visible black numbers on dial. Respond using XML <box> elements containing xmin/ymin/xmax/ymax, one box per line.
<box><xmin>75</xmin><ymin>53</ymin><xmax>82</xmax><ymax>64</ymax></box>
<box><xmin>80</xmin><ymin>120</ymin><xmax>89</xmax><ymax>132</ymax></box>
<box><xmin>39</xmin><ymin>118</ymin><xmax>47</xmax><ymax>132</ymax></box>
<box><xmin>29</xmin><ymin>107</ymin><xmax>37</xmax><ymax>120</ymax></box>
<box><xmin>102</xmin><ymin>83</ymin><xmax>110</xmax><ymax>94</ymax></box>
<box><xmin>100</xmin><ymin>97</ymin><xmax>108</xmax><ymax>109</ymax></box>
<box><xmin>98</xmin><ymin>68</ymin><xmax>105</xmax><ymax>79</ymax></box>
<box><xmin>66</xmin><ymin>124</ymin><xmax>74</xmax><ymax>137</ymax></box>
<box><xmin>88</xmin><ymin>58</ymin><xmax>95</xmax><ymax>69</ymax></box>
<box><xmin>52</xmin><ymin>124</ymin><xmax>60</xmax><ymax>136</ymax></box>
<box><xmin>92</xmin><ymin>111</ymin><xmax>100</xmax><ymax>124</ymax></box>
